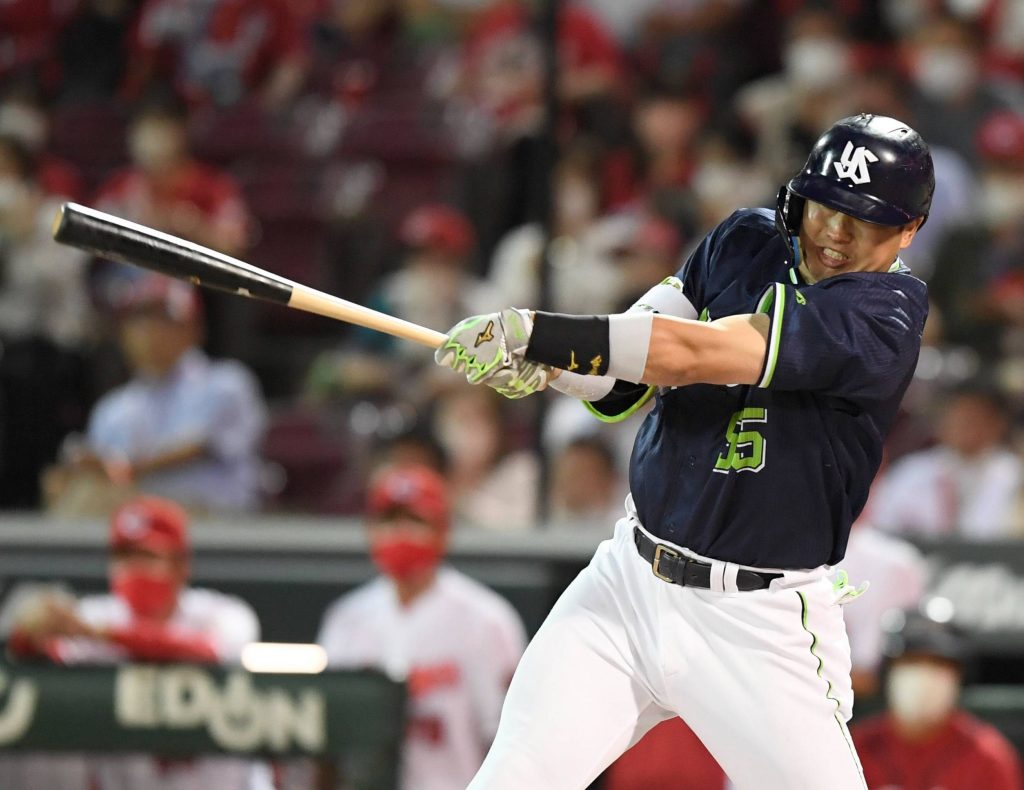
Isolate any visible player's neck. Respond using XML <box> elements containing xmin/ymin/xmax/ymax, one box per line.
<box><xmin>394</xmin><ymin>568</ymin><xmax>438</xmax><ymax>607</ymax></box>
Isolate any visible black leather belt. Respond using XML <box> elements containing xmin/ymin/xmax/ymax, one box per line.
<box><xmin>633</xmin><ymin>527</ymin><xmax>783</xmax><ymax>591</ymax></box>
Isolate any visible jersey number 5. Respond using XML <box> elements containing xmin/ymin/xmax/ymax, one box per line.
<box><xmin>713</xmin><ymin>408</ymin><xmax>767</xmax><ymax>474</ymax></box>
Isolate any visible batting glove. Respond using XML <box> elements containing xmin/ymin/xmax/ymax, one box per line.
<box><xmin>435</xmin><ymin>308</ymin><xmax>551</xmax><ymax>399</ymax></box>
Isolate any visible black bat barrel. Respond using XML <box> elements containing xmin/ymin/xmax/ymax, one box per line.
<box><xmin>52</xmin><ymin>202</ymin><xmax>294</xmax><ymax>305</ymax></box>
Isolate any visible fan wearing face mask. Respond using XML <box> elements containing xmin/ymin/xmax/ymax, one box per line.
<box><xmin>852</xmin><ymin>609</ymin><xmax>1022</xmax><ymax>790</ymax></box>
<box><xmin>5</xmin><ymin>495</ymin><xmax>264</xmax><ymax>790</ymax></box>
<box><xmin>316</xmin><ymin>465</ymin><xmax>527</xmax><ymax>790</ymax></box>
<box><xmin>903</xmin><ymin>12</ymin><xmax>1019</xmax><ymax>170</ymax></box>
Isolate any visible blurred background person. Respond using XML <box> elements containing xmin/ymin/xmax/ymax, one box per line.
<box><xmin>853</xmin><ymin>609</ymin><xmax>1023</xmax><ymax>790</ymax></box>
<box><xmin>0</xmin><ymin>134</ymin><xmax>95</xmax><ymax>509</ymax></box>
<box><xmin>836</xmin><ymin>517</ymin><xmax>929</xmax><ymax>698</ymax></box>
<box><xmin>432</xmin><ymin>386</ymin><xmax>538</xmax><ymax>531</ymax></box>
<box><xmin>737</xmin><ymin>6</ymin><xmax>857</xmax><ymax>184</ymax></box>
<box><xmin>548</xmin><ymin>435</ymin><xmax>624</xmax><ymax>531</ymax></box>
<box><xmin>94</xmin><ymin>97</ymin><xmax>250</xmax><ymax>260</ymax></box>
<box><xmin>0</xmin><ymin>90</ymin><xmax>85</xmax><ymax>200</ymax></box>
<box><xmin>489</xmin><ymin>141</ymin><xmax>632</xmax><ymax>314</ymax></box>
<box><xmin>124</xmin><ymin>0</ymin><xmax>307</xmax><ymax>110</ymax></box>
<box><xmin>604</xmin><ymin>87</ymin><xmax>705</xmax><ymax>229</ymax></box>
<box><xmin>369</xmin><ymin>202</ymin><xmax>499</xmax><ymax>361</ymax></box>
<box><xmin>317</xmin><ymin>465</ymin><xmax>526</xmax><ymax>790</ymax></box>
<box><xmin>870</xmin><ymin>385</ymin><xmax>1022</xmax><ymax>540</ymax></box>
<box><xmin>4</xmin><ymin>495</ymin><xmax>263</xmax><ymax>790</ymax></box>
<box><xmin>305</xmin><ymin>202</ymin><xmax>501</xmax><ymax>403</ymax></box>
<box><xmin>930</xmin><ymin>110</ymin><xmax>1024</xmax><ymax>358</ymax></box>
<box><xmin>43</xmin><ymin>276</ymin><xmax>267</xmax><ymax>516</ymax></box>
<box><xmin>903</xmin><ymin>11</ymin><xmax>1024</xmax><ymax>170</ymax></box>
<box><xmin>601</xmin><ymin>717</ymin><xmax>726</xmax><ymax>790</ymax></box>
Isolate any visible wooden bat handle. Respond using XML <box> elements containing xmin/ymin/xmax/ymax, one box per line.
<box><xmin>289</xmin><ymin>286</ymin><xmax>447</xmax><ymax>349</ymax></box>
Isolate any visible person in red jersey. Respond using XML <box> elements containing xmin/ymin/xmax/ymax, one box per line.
<box><xmin>94</xmin><ymin>98</ymin><xmax>251</xmax><ymax>258</ymax></box>
<box><xmin>853</xmin><ymin>610</ymin><xmax>1022</xmax><ymax>790</ymax></box>
<box><xmin>5</xmin><ymin>495</ymin><xmax>264</xmax><ymax>790</ymax></box>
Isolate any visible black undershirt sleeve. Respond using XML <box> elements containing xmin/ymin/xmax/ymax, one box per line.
<box><xmin>587</xmin><ymin>380</ymin><xmax>650</xmax><ymax>417</ymax></box>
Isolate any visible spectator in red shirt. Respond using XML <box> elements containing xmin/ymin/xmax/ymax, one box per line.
<box><xmin>601</xmin><ymin>717</ymin><xmax>726</xmax><ymax>790</ymax></box>
<box><xmin>0</xmin><ymin>91</ymin><xmax>85</xmax><ymax>201</ymax></box>
<box><xmin>94</xmin><ymin>97</ymin><xmax>250</xmax><ymax>259</ymax></box>
<box><xmin>459</xmin><ymin>0</ymin><xmax>622</xmax><ymax>140</ymax></box>
<box><xmin>5</xmin><ymin>495</ymin><xmax>263</xmax><ymax>790</ymax></box>
<box><xmin>126</xmin><ymin>0</ymin><xmax>307</xmax><ymax>109</ymax></box>
<box><xmin>853</xmin><ymin>610</ymin><xmax>1023</xmax><ymax>790</ymax></box>
<box><xmin>0</xmin><ymin>0</ymin><xmax>77</xmax><ymax>87</ymax></box>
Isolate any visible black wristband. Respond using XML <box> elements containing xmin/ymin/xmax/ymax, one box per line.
<box><xmin>525</xmin><ymin>312</ymin><xmax>610</xmax><ymax>375</ymax></box>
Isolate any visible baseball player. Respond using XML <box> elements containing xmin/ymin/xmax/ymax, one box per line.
<box><xmin>316</xmin><ymin>464</ymin><xmax>527</xmax><ymax>790</ymax></box>
<box><xmin>7</xmin><ymin>495</ymin><xmax>264</xmax><ymax>790</ymax></box>
<box><xmin>434</xmin><ymin>114</ymin><xmax>934</xmax><ymax>789</ymax></box>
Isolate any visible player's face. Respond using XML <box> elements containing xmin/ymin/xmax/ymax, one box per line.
<box><xmin>799</xmin><ymin>201</ymin><xmax>922</xmax><ymax>281</ymax></box>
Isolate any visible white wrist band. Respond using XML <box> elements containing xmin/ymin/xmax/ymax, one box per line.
<box><xmin>549</xmin><ymin>371</ymin><xmax>616</xmax><ymax>401</ymax></box>
<box><xmin>607</xmin><ymin>312</ymin><xmax>654</xmax><ymax>383</ymax></box>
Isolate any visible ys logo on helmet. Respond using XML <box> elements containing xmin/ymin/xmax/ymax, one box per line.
<box><xmin>833</xmin><ymin>141</ymin><xmax>878</xmax><ymax>185</ymax></box>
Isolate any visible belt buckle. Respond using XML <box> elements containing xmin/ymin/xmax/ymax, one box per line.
<box><xmin>652</xmin><ymin>543</ymin><xmax>681</xmax><ymax>583</ymax></box>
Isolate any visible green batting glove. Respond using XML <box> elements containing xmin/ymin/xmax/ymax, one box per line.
<box><xmin>435</xmin><ymin>308</ymin><xmax>549</xmax><ymax>396</ymax></box>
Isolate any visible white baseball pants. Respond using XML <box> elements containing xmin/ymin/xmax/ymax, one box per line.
<box><xmin>468</xmin><ymin>513</ymin><xmax>867</xmax><ymax>790</ymax></box>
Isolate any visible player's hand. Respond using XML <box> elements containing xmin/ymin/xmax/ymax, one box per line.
<box><xmin>435</xmin><ymin>308</ymin><xmax>551</xmax><ymax>398</ymax></box>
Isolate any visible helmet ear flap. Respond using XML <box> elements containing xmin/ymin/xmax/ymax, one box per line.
<box><xmin>774</xmin><ymin>186</ymin><xmax>804</xmax><ymax>265</ymax></box>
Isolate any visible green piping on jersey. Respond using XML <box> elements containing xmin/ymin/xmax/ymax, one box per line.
<box><xmin>757</xmin><ymin>283</ymin><xmax>785</xmax><ymax>388</ymax></box>
<box><xmin>797</xmin><ymin>591</ymin><xmax>869</xmax><ymax>789</ymax></box>
<box><xmin>584</xmin><ymin>385</ymin><xmax>656</xmax><ymax>423</ymax></box>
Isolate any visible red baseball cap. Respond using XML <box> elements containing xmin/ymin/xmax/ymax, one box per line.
<box><xmin>111</xmin><ymin>275</ymin><xmax>202</xmax><ymax>323</ymax></box>
<box><xmin>977</xmin><ymin>111</ymin><xmax>1024</xmax><ymax>165</ymax></box>
<box><xmin>399</xmin><ymin>204</ymin><xmax>475</xmax><ymax>258</ymax></box>
<box><xmin>110</xmin><ymin>496</ymin><xmax>189</xmax><ymax>554</ymax></box>
<box><xmin>367</xmin><ymin>466</ymin><xmax>450</xmax><ymax>531</ymax></box>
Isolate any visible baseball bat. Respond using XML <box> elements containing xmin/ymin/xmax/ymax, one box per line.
<box><xmin>51</xmin><ymin>202</ymin><xmax>448</xmax><ymax>349</ymax></box>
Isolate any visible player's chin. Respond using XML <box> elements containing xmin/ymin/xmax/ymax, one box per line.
<box><xmin>810</xmin><ymin>247</ymin><xmax>856</xmax><ymax>279</ymax></box>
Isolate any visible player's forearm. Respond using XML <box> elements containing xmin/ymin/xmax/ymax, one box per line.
<box><xmin>642</xmin><ymin>313</ymin><xmax>769</xmax><ymax>387</ymax></box>
<box><xmin>130</xmin><ymin>442</ymin><xmax>207</xmax><ymax>478</ymax></box>
<box><xmin>104</xmin><ymin>622</ymin><xmax>219</xmax><ymax>662</ymax></box>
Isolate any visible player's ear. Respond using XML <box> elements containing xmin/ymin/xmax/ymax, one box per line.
<box><xmin>898</xmin><ymin>217</ymin><xmax>925</xmax><ymax>249</ymax></box>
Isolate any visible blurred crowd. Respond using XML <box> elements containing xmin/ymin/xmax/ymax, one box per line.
<box><xmin>2</xmin><ymin>1</ymin><xmax>1024</xmax><ymax>787</ymax></box>
<box><xmin>3</xmin><ymin>0</ymin><xmax>1024</xmax><ymax>540</ymax></box>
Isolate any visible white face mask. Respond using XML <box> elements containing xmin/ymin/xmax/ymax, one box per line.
<box><xmin>129</xmin><ymin>124</ymin><xmax>184</xmax><ymax>172</ymax></box>
<box><xmin>913</xmin><ymin>48</ymin><xmax>979</xmax><ymax>101</ymax></box>
<box><xmin>887</xmin><ymin>662</ymin><xmax>960</xmax><ymax>730</ymax></box>
<box><xmin>0</xmin><ymin>176</ymin><xmax>29</xmax><ymax>213</ymax></box>
<box><xmin>784</xmin><ymin>37</ymin><xmax>851</xmax><ymax>90</ymax></box>
<box><xmin>0</xmin><ymin>104</ymin><xmax>47</xmax><ymax>152</ymax></box>
<box><xmin>979</xmin><ymin>175</ymin><xmax>1024</xmax><ymax>227</ymax></box>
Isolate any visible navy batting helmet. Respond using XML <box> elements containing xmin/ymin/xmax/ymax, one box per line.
<box><xmin>776</xmin><ymin>114</ymin><xmax>935</xmax><ymax>262</ymax></box>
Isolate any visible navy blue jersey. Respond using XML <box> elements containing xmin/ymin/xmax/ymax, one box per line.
<box><xmin>627</xmin><ymin>209</ymin><xmax>928</xmax><ymax>569</ymax></box>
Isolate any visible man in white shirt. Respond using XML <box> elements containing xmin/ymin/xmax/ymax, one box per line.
<box><xmin>871</xmin><ymin>385</ymin><xmax>1022</xmax><ymax>539</ymax></box>
<box><xmin>317</xmin><ymin>465</ymin><xmax>527</xmax><ymax>790</ymax></box>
